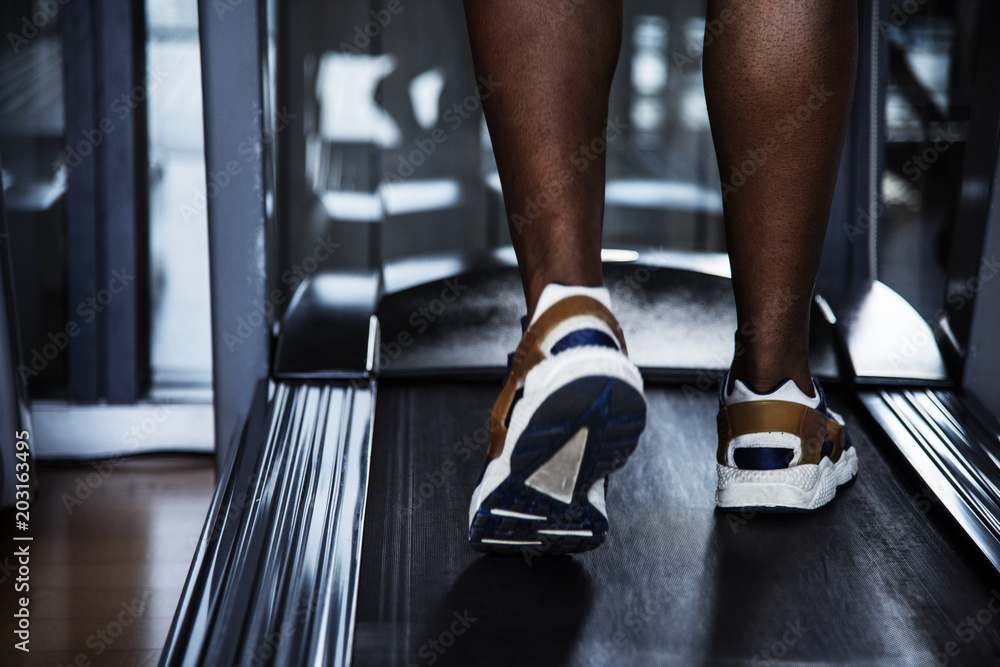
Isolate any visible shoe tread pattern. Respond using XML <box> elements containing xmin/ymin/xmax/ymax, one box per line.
<box><xmin>470</xmin><ymin>376</ymin><xmax>645</xmax><ymax>556</ymax></box>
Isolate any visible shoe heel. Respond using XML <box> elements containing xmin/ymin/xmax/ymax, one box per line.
<box><xmin>471</xmin><ymin>376</ymin><xmax>646</xmax><ymax>555</ymax></box>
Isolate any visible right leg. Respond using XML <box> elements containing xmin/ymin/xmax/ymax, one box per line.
<box><xmin>704</xmin><ymin>0</ymin><xmax>857</xmax><ymax>395</ymax></box>
<box><xmin>463</xmin><ymin>0</ymin><xmax>646</xmax><ymax>555</ymax></box>
<box><xmin>704</xmin><ymin>0</ymin><xmax>860</xmax><ymax>512</ymax></box>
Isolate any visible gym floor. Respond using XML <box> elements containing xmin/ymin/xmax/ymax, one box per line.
<box><xmin>0</xmin><ymin>455</ymin><xmax>214</xmax><ymax>667</ymax></box>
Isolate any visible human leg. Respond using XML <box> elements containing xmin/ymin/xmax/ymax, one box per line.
<box><xmin>463</xmin><ymin>0</ymin><xmax>622</xmax><ymax>319</ymax></box>
<box><xmin>703</xmin><ymin>0</ymin><xmax>857</xmax><ymax>395</ymax></box>
<box><xmin>463</xmin><ymin>0</ymin><xmax>646</xmax><ymax>554</ymax></box>
<box><xmin>704</xmin><ymin>0</ymin><xmax>860</xmax><ymax>511</ymax></box>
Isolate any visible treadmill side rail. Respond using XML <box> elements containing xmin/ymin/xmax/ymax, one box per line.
<box><xmin>159</xmin><ymin>379</ymin><xmax>376</xmax><ymax>667</ymax></box>
<box><xmin>859</xmin><ymin>388</ymin><xmax>1000</xmax><ymax>574</ymax></box>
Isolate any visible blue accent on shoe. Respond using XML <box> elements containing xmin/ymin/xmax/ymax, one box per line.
<box><xmin>504</xmin><ymin>387</ymin><xmax>524</xmax><ymax>429</ymax></box>
<box><xmin>813</xmin><ymin>379</ymin><xmax>828</xmax><ymax>413</ymax></box>
<box><xmin>470</xmin><ymin>376</ymin><xmax>646</xmax><ymax>555</ymax></box>
<box><xmin>473</xmin><ymin>457</ymin><xmax>489</xmax><ymax>489</ymax></box>
<box><xmin>820</xmin><ymin>439</ymin><xmax>832</xmax><ymax>459</ymax></box>
<box><xmin>732</xmin><ymin>447</ymin><xmax>795</xmax><ymax>470</ymax></box>
<box><xmin>550</xmin><ymin>328</ymin><xmax>618</xmax><ymax>355</ymax></box>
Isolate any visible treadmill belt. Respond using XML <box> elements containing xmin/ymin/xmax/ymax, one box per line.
<box><xmin>353</xmin><ymin>381</ymin><xmax>1000</xmax><ymax>665</ymax></box>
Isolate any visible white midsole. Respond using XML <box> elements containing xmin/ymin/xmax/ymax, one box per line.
<box><xmin>716</xmin><ymin>447</ymin><xmax>859</xmax><ymax>510</ymax></box>
<box><xmin>468</xmin><ymin>347</ymin><xmax>644</xmax><ymax>528</ymax></box>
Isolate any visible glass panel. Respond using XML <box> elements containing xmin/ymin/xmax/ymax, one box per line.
<box><xmin>277</xmin><ymin>0</ymin><xmax>724</xmax><ymax>279</ymax></box>
<box><xmin>604</xmin><ymin>4</ymin><xmax>724</xmax><ymax>251</ymax></box>
<box><xmin>146</xmin><ymin>0</ymin><xmax>213</xmax><ymax>389</ymax></box>
<box><xmin>0</xmin><ymin>1</ymin><xmax>69</xmax><ymax>396</ymax></box>
<box><xmin>879</xmin><ymin>1</ymin><xmax>981</xmax><ymax>321</ymax></box>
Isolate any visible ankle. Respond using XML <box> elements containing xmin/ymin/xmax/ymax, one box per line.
<box><xmin>525</xmin><ymin>276</ymin><xmax>604</xmax><ymax>322</ymax></box>
<box><xmin>728</xmin><ymin>357</ymin><xmax>814</xmax><ymax>397</ymax></box>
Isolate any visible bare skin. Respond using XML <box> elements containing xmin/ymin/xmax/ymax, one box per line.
<box><xmin>463</xmin><ymin>0</ymin><xmax>858</xmax><ymax>395</ymax></box>
<box><xmin>705</xmin><ymin>0</ymin><xmax>857</xmax><ymax>395</ymax></box>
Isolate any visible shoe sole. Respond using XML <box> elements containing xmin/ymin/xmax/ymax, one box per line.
<box><xmin>715</xmin><ymin>446</ymin><xmax>859</xmax><ymax>512</ymax></box>
<box><xmin>469</xmin><ymin>376</ymin><xmax>646</xmax><ymax>555</ymax></box>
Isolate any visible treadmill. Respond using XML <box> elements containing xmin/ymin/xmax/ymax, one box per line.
<box><xmin>160</xmin><ymin>0</ymin><xmax>1000</xmax><ymax>664</ymax></box>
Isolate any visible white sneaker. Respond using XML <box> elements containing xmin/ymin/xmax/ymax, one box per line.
<box><xmin>468</xmin><ymin>284</ymin><xmax>646</xmax><ymax>555</ymax></box>
<box><xmin>715</xmin><ymin>372</ymin><xmax>859</xmax><ymax>511</ymax></box>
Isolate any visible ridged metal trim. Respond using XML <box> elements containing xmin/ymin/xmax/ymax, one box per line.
<box><xmin>160</xmin><ymin>379</ymin><xmax>375</xmax><ymax>667</ymax></box>
<box><xmin>859</xmin><ymin>388</ymin><xmax>1000</xmax><ymax>573</ymax></box>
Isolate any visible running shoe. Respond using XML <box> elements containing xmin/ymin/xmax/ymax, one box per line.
<box><xmin>468</xmin><ymin>284</ymin><xmax>647</xmax><ymax>555</ymax></box>
<box><xmin>715</xmin><ymin>372</ymin><xmax>859</xmax><ymax>511</ymax></box>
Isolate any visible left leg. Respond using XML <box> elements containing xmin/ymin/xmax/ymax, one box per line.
<box><xmin>463</xmin><ymin>0</ymin><xmax>647</xmax><ymax>555</ymax></box>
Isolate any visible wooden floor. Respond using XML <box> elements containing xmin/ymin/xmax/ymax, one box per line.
<box><xmin>0</xmin><ymin>455</ymin><xmax>215</xmax><ymax>667</ymax></box>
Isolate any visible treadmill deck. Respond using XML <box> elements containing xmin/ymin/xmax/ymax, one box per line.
<box><xmin>354</xmin><ymin>381</ymin><xmax>1000</xmax><ymax>666</ymax></box>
